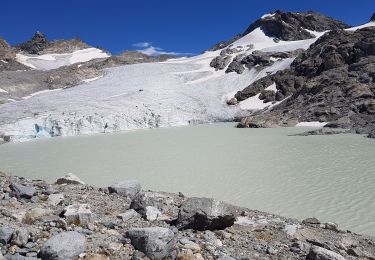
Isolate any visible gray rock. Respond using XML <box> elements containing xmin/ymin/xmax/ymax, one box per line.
<box><xmin>210</xmin><ymin>55</ymin><xmax>231</xmax><ymax>70</ymax></box>
<box><xmin>324</xmin><ymin>222</ymin><xmax>339</xmax><ymax>231</ymax></box>
<box><xmin>3</xmin><ymin>253</ymin><xmax>36</xmax><ymax>260</ymax></box>
<box><xmin>63</xmin><ymin>204</ymin><xmax>93</xmax><ymax>225</ymax></box>
<box><xmin>48</xmin><ymin>193</ymin><xmax>64</xmax><ymax>206</ymax></box>
<box><xmin>0</xmin><ymin>226</ymin><xmax>13</xmax><ymax>245</ymax></box>
<box><xmin>307</xmin><ymin>246</ymin><xmax>345</xmax><ymax>260</ymax></box>
<box><xmin>126</xmin><ymin>227</ymin><xmax>175</xmax><ymax>260</ymax></box>
<box><xmin>117</xmin><ymin>209</ymin><xmax>139</xmax><ymax>221</ymax></box>
<box><xmin>108</xmin><ymin>180</ymin><xmax>141</xmax><ymax>198</ymax></box>
<box><xmin>10</xmin><ymin>184</ymin><xmax>36</xmax><ymax>199</ymax></box>
<box><xmin>39</xmin><ymin>231</ymin><xmax>86</xmax><ymax>260</ymax></box>
<box><xmin>226</xmin><ymin>98</ymin><xmax>238</xmax><ymax>106</ymax></box>
<box><xmin>176</xmin><ymin>197</ymin><xmax>235</xmax><ymax>231</ymax></box>
<box><xmin>145</xmin><ymin>206</ymin><xmax>161</xmax><ymax>221</ymax></box>
<box><xmin>11</xmin><ymin>229</ymin><xmax>29</xmax><ymax>247</ymax></box>
<box><xmin>303</xmin><ymin>217</ymin><xmax>321</xmax><ymax>225</ymax></box>
<box><xmin>55</xmin><ymin>173</ymin><xmax>85</xmax><ymax>185</ymax></box>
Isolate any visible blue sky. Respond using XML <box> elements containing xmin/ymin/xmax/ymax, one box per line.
<box><xmin>2</xmin><ymin>0</ymin><xmax>374</xmax><ymax>55</ymax></box>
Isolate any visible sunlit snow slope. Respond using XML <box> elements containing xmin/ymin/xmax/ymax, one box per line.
<box><xmin>1</xmin><ymin>18</ymin><xmax>371</xmax><ymax>142</ymax></box>
<box><xmin>16</xmin><ymin>48</ymin><xmax>109</xmax><ymax>70</ymax></box>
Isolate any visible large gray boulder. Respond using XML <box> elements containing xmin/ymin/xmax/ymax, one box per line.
<box><xmin>176</xmin><ymin>197</ymin><xmax>236</xmax><ymax>231</ymax></box>
<box><xmin>307</xmin><ymin>246</ymin><xmax>346</xmax><ymax>260</ymax></box>
<box><xmin>0</xmin><ymin>226</ymin><xmax>13</xmax><ymax>245</ymax></box>
<box><xmin>10</xmin><ymin>183</ymin><xmax>36</xmax><ymax>199</ymax></box>
<box><xmin>39</xmin><ymin>231</ymin><xmax>86</xmax><ymax>260</ymax></box>
<box><xmin>126</xmin><ymin>227</ymin><xmax>175</xmax><ymax>260</ymax></box>
<box><xmin>108</xmin><ymin>180</ymin><xmax>141</xmax><ymax>198</ymax></box>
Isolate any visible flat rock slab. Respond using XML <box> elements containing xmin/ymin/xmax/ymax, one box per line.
<box><xmin>39</xmin><ymin>231</ymin><xmax>86</xmax><ymax>260</ymax></box>
<box><xmin>126</xmin><ymin>227</ymin><xmax>175</xmax><ymax>259</ymax></box>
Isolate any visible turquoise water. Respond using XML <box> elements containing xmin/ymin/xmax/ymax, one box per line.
<box><xmin>0</xmin><ymin>123</ymin><xmax>374</xmax><ymax>235</ymax></box>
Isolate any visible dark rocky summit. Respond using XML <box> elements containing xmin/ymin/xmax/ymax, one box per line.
<box><xmin>0</xmin><ymin>172</ymin><xmax>375</xmax><ymax>259</ymax></box>
<box><xmin>243</xmin><ymin>10</ymin><xmax>349</xmax><ymax>41</ymax></box>
<box><xmin>16</xmin><ymin>32</ymin><xmax>90</xmax><ymax>55</ymax></box>
<box><xmin>236</xmin><ymin>26</ymin><xmax>375</xmax><ymax>138</ymax></box>
<box><xmin>17</xmin><ymin>32</ymin><xmax>49</xmax><ymax>55</ymax></box>
<box><xmin>208</xmin><ymin>11</ymin><xmax>349</xmax><ymax>52</ymax></box>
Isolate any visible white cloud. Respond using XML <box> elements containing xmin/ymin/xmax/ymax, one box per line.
<box><xmin>132</xmin><ymin>42</ymin><xmax>152</xmax><ymax>48</ymax></box>
<box><xmin>132</xmin><ymin>42</ymin><xmax>193</xmax><ymax>56</ymax></box>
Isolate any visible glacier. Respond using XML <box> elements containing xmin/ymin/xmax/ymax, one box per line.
<box><xmin>0</xmin><ymin>26</ymin><xmax>331</xmax><ymax>142</ymax></box>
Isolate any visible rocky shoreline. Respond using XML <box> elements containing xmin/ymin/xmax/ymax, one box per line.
<box><xmin>0</xmin><ymin>172</ymin><xmax>375</xmax><ymax>260</ymax></box>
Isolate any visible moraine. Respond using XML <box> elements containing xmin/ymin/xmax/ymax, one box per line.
<box><xmin>0</xmin><ymin>123</ymin><xmax>375</xmax><ymax>235</ymax></box>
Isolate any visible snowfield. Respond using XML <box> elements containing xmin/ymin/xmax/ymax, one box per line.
<box><xmin>16</xmin><ymin>48</ymin><xmax>109</xmax><ymax>70</ymax></box>
<box><xmin>3</xmin><ymin>21</ymin><xmax>369</xmax><ymax>142</ymax></box>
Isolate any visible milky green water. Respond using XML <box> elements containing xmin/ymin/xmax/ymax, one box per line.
<box><xmin>0</xmin><ymin>123</ymin><xmax>374</xmax><ymax>235</ymax></box>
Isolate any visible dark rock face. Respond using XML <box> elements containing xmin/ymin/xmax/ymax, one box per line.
<box><xmin>207</xmin><ymin>34</ymin><xmax>242</xmax><ymax>52</ymax></box>
<box><xmin>39</xmin><ymin>231</ymin><xmax>86</xmax><ymax>260</ymax></box>
<box><xmin>210</xmin><ymin>55</ymin><xmax>232</xmax><ymax>70</ymax></box>
<box><xmin>243</xmin><ymin>11</ymin><xmax>349</xmax><ymax>41</ymax></box>
<box><xmin>17</xmin><ymin>31</ymin><xmax>49</xmax><ymax>54</ymax></box>
<box><xmin>236</xmin><ymin>27</ymin><xmax>375</xmax><ymax>137</ymax></box>
<box><xmin>126</xmin><ymin>227</ymin><xmax>175</xmax><ymax>260</ymax></box>
<box><xmin>175</xmin><ymin>197</ymin><xmax>236</xmax><ymax>231</ymax></box>
<box><xmin>371</xmin><ymin>13</ymin><xmax>375</xmax><ymax>22</ymax></box>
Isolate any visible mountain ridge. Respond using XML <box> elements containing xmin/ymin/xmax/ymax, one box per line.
<box><xmin>0</xmin><ymin>11</ymin><xmax>374</xmax><ymax>142</ymax></box>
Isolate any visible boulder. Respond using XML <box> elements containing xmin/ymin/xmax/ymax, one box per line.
<box><xmin>117</xmin><ymin>209</ymin><xmax>140</xmax><ymax>221</ymax></box>
<box><xmin>23</xmin><ymin>208</ymin><xmax>53</xmax><ymax>224</ymax></box>
<box><xmin>11</xmin><ymin>229</ymin><xmax>29</xmax><ymax>247</ymax></box>
<box><xmin>307</xmin><ymin>246</ymin><xmax>345</xmax><ymax>260</ymax></box>
<box><xmin>226</xmin><ymin>98</ymin><xmax>238</xmax><ymax>106</ymax></box>
<box><xmin>302</xmin><ymin>217</ymin><xmax>321</xmax><ymax>225</ymax></box>
<box><xmin>175</xmin><ymin>197</ymin><xmax>235</xmax><ymax>231</ymax></box>
<box><xmin>108</xmin><ymin>180</ymin><xmax>141</xmax><ymax>198</ymax></box>
<box><xmin>126</xmin><ymin>227</ymin><xmax>175</xmax><ymax>260</ymax></box>
<box><xmin>63</xmin><ymin>204</ymin><xmax>93</xmax><ymax>225</ymax></box>
<box><xmin>0</xmin><ymin>226</ymin><xmax>14</xmax><ymax>245</ymax></box>
<box><xmin>48</xmin><ymin>193</ymin><xmax>64</xmax><ymax>206</ymax></box>
<box><xmin>145</xmin><ymin>206</ymin><xmax>161</xmax><ymax>221</ymax></box>
<box><xmin>324</xmin><ymin>222</ymin><xmax>339</xmax><ymax>231</ymax></box>
<box><xmin>55</xmin><ymin>173</ymin><xmax>85</xmax><ymax>185</ymax></box>
<box><xmin>39</xmin><ymin>231</ymin><xmax>86</xmax><ymax>260</ymax></box>
<box><xmin>10</xmin><ymin>184</ymin><xmax>36</xmax><ymax>199</ymax></box>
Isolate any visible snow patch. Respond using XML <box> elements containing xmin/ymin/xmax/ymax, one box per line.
<box><xmin>22</xmin><ymin>89</ymin><xmax>62</xmax><ymax>100</ymax></box>
<box><xmin>0</xmin><ymin>88</ymin><xmax>8</xmax><ymax>93</ymax></box>
<box><xmin>261</xmin><ymin>13</ymin><xmax>275</xmax><ymax>19</ymax></box>
<box><xmin>265</xmin><ymin>82</ymin><xmax>277</xmax><ymax>92</ymax></box>
<box><xmin>1</xmin><ymin>60</ymin><xmax>8</xmax><ymax>64</ymax></box>
<box><xmin>16</xmin><ymin>48</ymin><xmax>110</xmax><ymax>70</ymax></box>
<box><xmin>83</xmin><ymin>75</ymin><xmax>103</xmax><ymax>83</ymax></box>
<box><xmin>296</xmin><ymin>121</ymin><xmax>327</xmax><ymax>127</ymax></box>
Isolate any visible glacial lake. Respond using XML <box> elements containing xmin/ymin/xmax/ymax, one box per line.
<box><xmin>0</xmin><ymin>123</ymin><xmax>375</xmax><ymax>235</ymax></box>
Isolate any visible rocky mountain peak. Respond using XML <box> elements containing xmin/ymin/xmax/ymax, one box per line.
<box><xmin>243</xmin><ymin>10</ymin><xmax>350</xmax><ymax>41</ymax></box>
<box><xmin>370</xmin><ymin>13</ymin><xmax>375</xmax><ymax>21</ymax></box>
<box><xmin>17</xmin><ymin>31</ymin><xmax>49</xmax><ymax>54</ymax></box>
<box><xmin>0</xmin><ymin>38</ymin><xmax>15</xmax><ymax>61</ymax></box>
